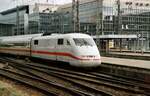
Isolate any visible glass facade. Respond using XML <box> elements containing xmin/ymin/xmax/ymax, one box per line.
<box><xmin>0</xmin><ymin>6</ymin><xmax>29</xmax><ymax>35</ymax></box>
<box><xmin>0</xmin><ymin>23</ymin><xmax>14</xmax><ymax>36</ymax></box>
<box><xmin>59</xmin><ymin>0</ymin><xmax>150</xmax><ymax>50</ymax></box>
<box><xmin>0</xmin><ymin>1</ymin><xmax>150</xmax><ymax>36</ymax></box>
<box><xmin>28</xmin><ymin>12</ymin><xmax>73</xmax><ymax>34</ymax></box>
<box><xmin>0</xmin><ymin>1</ymin><xmax>150</xmax><ymax>50</ymax></box>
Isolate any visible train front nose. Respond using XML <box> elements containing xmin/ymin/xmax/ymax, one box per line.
<box><xmin>71</xmin><ymin>55</ymin><xmax>101</xmax><ymax>67</ymax></box>
<box><xmin>80</xmin><ymin>58</ymin><xmax>101</xmax><ymax>67</ymax></box>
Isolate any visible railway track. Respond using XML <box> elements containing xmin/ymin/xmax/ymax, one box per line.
<box><xmin>0</xmin><ymin>57</ymin><xmax>148</xmax><ymax>96</ymax></box>
<box><xmin>18</xmin><ymin>63</ymin><xmax>150</xmax><ymax>95</ymax></box>
<box><xmin>0</xmin><ymin>57</ymin><xmax>113</xmax><ymax>96</ymax></box>
<box><xmin>0</xmin><ymin>58</ymin><xmax>149</xmax><ymax>96</ymax></box>
<box><xmin>88</xmin><ymin>71</ymin><xmax>150</xmax><ymax>95</ymax></box>
<box><xmin>0</xmin><ymin>68</ymin><xmax>84</xmax><ymax>96</ymax></box>
<box><xmin>14</xmin><ymin>62</ymin><xmax>145</xmax><ymax>93</ymax></box>
<box><xmin>10</xmin><ymin>57</ymin><xmax>149</xmax><ymax>95</ymax></box>
<box><xmin>0</xmin><ymin>57</ymin><xmax>148</xmax><ymax>95</ymax></box>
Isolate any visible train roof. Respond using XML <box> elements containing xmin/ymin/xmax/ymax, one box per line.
<box><xmin>33</xmin><ymin>33</ymin><xmax>92</xmax><ymax>40</ymax></box>
<box><xmin>0</xmin><ymin>34</ymin><xmax>42</xmax><ymax>39</ymax></box>
<box><xmin>0</xmin><ymin>37</ymin><xmax>31</xmax><ymax>43</ymax></box>
<box><xmin>0</xmin><ymin>33</ymin><xmax>92</xmax><ymax>43</ymax></box>
<box><xmin>0</xmin><ymin>34</ymin><xmax>42</xmax><ymax>43</ymax></box>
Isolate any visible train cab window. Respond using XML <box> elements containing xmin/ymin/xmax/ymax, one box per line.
<box><xmin>73</xmin><ymin>38</ymin><xmax>94</xmax><ymax>46</ymax></box>
<box><xmin>34</xmin><ymin>40</ymin><xmax>38</xmax><ymax>45</ymax></box>
<box><xmin>58</xmin><ymin>39</ymin><xmax>63</xmax><ymax>45</ymax></box>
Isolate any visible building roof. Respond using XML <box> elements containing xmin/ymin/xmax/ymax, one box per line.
<box><xmin>0</xmin><ymin>22</ymin><xmax>14</xmax><ymax>25</ymax></box>
<box><xmin>0</xmin><ymin>5</ymin><xmax>29</xmax><ymax>15</ymax></box>
<box><xmin>92</xmin><ymin>34</ymin><xmax>137</xmax><ymax>39</ymax></box>
<box><xmin>60</xmin><ymin>0</ymin><xmax>96</xmax><ymax>9</ymax></box>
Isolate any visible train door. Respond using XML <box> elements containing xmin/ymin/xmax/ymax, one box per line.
<box><xmin>48</xmin><ymin>38</ymin><xmax>57</xmax><ymax>60</ymax></box>
<box><xmin>31</xmin><ymin>39</ymin><xmax>39</xmax><ymax>58</ymax></box>
<box><xmin>63</xmin><ymin>39</ymin><xmax>72</xmax><ymax>62</ymax></box>
<box><xmin>56</xmin><ymin>38</ymin><xmax>72</xmax><ymax>62</ymax></box>
<box><xmin>56</xmin><ymin>38</ymin><xmax>64</xmax><ymax>61</ymax></box>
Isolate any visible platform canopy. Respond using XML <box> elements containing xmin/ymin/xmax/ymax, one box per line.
<box><xmin>92</xmin><ymin>34</ymin><xmax>137</xmax><ymax>39</ymax></box>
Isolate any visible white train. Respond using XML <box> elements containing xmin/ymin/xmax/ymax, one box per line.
<box><xmin>0</xmin><ymin>33</ymin><xmax>101</xmax><ymax>67</ymax></box>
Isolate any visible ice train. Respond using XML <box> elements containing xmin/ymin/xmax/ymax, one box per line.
<box><xmin>0</xmin><ymin>33</ymin><xmax>101</xmax><ymax>67</ymax></box>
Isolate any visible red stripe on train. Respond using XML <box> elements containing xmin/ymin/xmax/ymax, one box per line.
<box><xmin>0</xmin><ymin>48</ymin><xmax>100</xmax><ymax>61</ymax></box>
<box><xmin>32</xmin><ymin>50</ymin><xmax>100</xmax><ymax>61</ymax></box>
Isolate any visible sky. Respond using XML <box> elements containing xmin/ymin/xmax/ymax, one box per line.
<box><xmin>0</xmin><ymin>0</ymin><xmax>72</xmax><ymax>12</ymax></box>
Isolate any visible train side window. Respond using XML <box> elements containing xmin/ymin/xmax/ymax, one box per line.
<box><xmin>58</xmin><ymin>39</ymin><xmax>63</xmax><ymax>45</ymax></box>
<box><xmin>34</xmin><ymin>40</ymin><xmax>38</xmax><ymax>45</ymax></box>
<box><xmin>67</xmin><ymin>40</ymin><xmax>71</xmax><ymax>45</ymax></box>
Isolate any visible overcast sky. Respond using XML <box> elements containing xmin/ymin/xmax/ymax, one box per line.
<box><xmin>0</xmin><ymin>0</ymin><xmax>72</xmax><ymax>12</ymax></box>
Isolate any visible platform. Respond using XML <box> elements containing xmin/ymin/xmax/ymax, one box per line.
<box><xmin>109</xmin><ymin>51</ymin><xmax>150</xmax><ymax>57</ymax></box>
<box><xmin>101</xmin><ymin>57</ymin><xmax>150</xmax><ymax>70</ymax></box>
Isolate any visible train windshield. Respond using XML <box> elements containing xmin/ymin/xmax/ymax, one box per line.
<box><xmin>73</xmin><ymin>38</ymin><xmax>95</xmax><ymax>46</ymax></box>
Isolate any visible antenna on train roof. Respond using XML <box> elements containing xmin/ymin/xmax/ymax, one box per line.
<box><xmin>42</xmin><ymin>32</ymin><xmax>52</xmax><ymax>36</ymax></box>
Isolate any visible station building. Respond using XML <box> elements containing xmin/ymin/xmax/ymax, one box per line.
<box><xmin>0</xmin><ymin>3</ymin><xmax>59</xmax><ymax>35</ymax></box>
<box><xmin>0</xmin><ymin>0</ymin><xmax>150</xmax><ymax>51</ymax></box>
<box><xmin>58</xmin><ymin>0</ymin><xmax>150</xmax><ymax>51</ymax></box>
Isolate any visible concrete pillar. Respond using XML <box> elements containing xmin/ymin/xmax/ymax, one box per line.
<box><xmin>106</xmin><ymin>39</ymin><xmax>109</xmax><ymax>53</ymax></box>
<box><xmin>24</xmin><ymin>14</ymin><xmax>29</xmax><ymax>34</ymax></box>
<box><xmin>120</xmin><ymin>39</ymin><xmax>122</xmax><ymax>52</ymax></box>
<box><xmin>134</xmin><ymin>39</ymin><xmax>137</xmax><ymax>52</ymax></box>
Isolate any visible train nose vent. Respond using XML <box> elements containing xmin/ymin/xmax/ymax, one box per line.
<box><xmin>81</xmin><ymin>55</ymin><xmax>96</xmax><ymax>58</ymax></box>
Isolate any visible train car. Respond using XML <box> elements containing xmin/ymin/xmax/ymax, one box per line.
<box><xmin>0</xmin><ymin>33</ymin><xmax>101</xmax><ymax>67</ymax></box>
<box><xmin>0</xmin><ymin>34</ymin><xmax>41</xmax><ymax>56</ymax></box>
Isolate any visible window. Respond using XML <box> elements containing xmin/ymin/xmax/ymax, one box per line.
<box><xmin>34</xmin><ymin>40</ymin><xmax>38</xmax><ymax>45</ymax></box>
<box><xmin>67</xmin><ymin>40</ymin><xmax>71</xmax><ymax>45</ymax></box>
<box><xmin>73</xmin><ymin>38</ymin><xmax>95</xmax><ymax>46</ymax></box>
<box><xmin>58</xmin><ymin>39</ymin><xmax>63</xmax><ymax>45</ymax></box>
